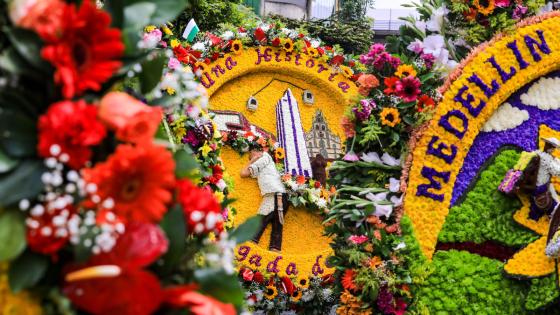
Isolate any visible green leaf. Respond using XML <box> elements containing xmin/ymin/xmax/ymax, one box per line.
<box><xmin>0</xmin><ymin>160</ymin><xmax>45</xmax><ymax>208</ymax></box>
<box><xmin>8</xmin><ymin>250</ymin><xmax>49</xmax><ymax>293</ymax></box>
<box><xmin>194</xmin><ymin>268</ymin><xmax>244</xmax><ymax>306</ymax></box>
<box><xmin>229</xmin><ymin>216</ymin><xmax>261</xmax><ymax>244</ymax></box>
<box><xmin>158</xmin><ymin>205</ymin><xmax>186</xmax><ymax>273</ymax></box>
<box><xmin>174</xmin><ymin>149</ymin><xmax>199</xmax><ymax>179</ymax></box>
<box><xmin>0</xmin><ymin>47</ymin><xmax>40</xmax><ymax>78</ymax></box>
<box><xmin>103</xmin><ymin>0</ymin><xmax>125</xmax><ymax>28</ymax></box>
<box><xmin>0</xmin><ymin>109</ymin><xmax>37</xmax><ymax>158</ymax></box>
<box><xmin>6</xmin><ymin>28</ymin><xmax>50</xmax><ymax>72</ymax></box>
<box><xmin>139</xmin><ymin>53</ymin><xmax>166</xmax><ymax>94</ymax></box>
<box><xmin>0</xmin><ymin>149</ymin><xmax>18</xmax><ymax>174</ymax></box>
<box><xmin>126</xmin><ymin>0</ymin><xmax>188</xmax><ymax>25</ymax></box>
<box><xmin>0</xmin><ymin>210</ymin><xmax>27</xmax><ymax>262</ymax></box>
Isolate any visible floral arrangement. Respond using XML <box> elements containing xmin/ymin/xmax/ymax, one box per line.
<box><xmin>321</xmin><ymin>42</ymin><xmax>443</xmax><ymax>314</ymax></box>
<box><xmin>0</xmin><ymin>0</ymin><xmax>260</xmax><ymax>314</ymax></box>
<box><xmin>386</xmin><ymin>0</ymin><xmax>552</xmax><ymax>78</ymax></box>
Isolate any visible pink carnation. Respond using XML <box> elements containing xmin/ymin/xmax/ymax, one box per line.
<box><xmin>348</xmin><ymin>235</ymin><xmax>369</xmax><ymax>244</ymax></box>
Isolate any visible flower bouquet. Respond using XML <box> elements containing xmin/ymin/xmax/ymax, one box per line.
<box><xmin>0</xmin><ymin>0</ymin><xmax>258</xmax><ymax>314</ymax></box>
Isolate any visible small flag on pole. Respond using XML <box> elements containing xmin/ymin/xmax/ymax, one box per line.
<box><xmin>182</xmin><ymin>19</ymin><xmax>199</xmax><ymax>42</ymax></box>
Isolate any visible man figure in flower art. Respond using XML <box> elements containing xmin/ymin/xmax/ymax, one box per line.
<box><xmin>241</xmin><ymin>148</ymin><xmax>288</xmax><ymax>252</ymax></box>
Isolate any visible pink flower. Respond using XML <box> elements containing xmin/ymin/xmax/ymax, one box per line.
<box><xmin>395</xmin><ymin>76</ymin><xmax>421</xmax><ymax>102</ymax></box>
<box><xmin>495</xmin><ymin>0</ymin><xmax>510</xmax><ymax>7</ymax></box>
<box><xmin>168</xmin><ymin>57</ymin><xmax>181</xmax><ymax>70</ymax></box>
<box><xmin>343</xmin><ymin>151</ymin><xmax>360</xmax><ymax>162</ymax></box>
<box><xmin>242</xmin><ymin>269</ymin><xmax>254</xmax><ymax>281</ymax></box>
<box><xmin>348</xmin><ymin>235</ymin><xmax>368</xmax><ymax>244</ymax></box>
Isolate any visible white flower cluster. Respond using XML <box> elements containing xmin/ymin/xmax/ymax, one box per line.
<box><xmin>482</xmin><ymin>102</ymin><xmax>529</xmax><ymax>132</ymax></box>
<box><xmin>20</xmin><ymin>144</ymin><xmax>124</xmax><ymax>255</ymax></box>
<box><xmin>202</xmin><ymin>231</ymin><xmax>237</xmax><ymax>274</ymax></box>
<box><xmin>521</xmin><ymin>77</ymin><xmax>560</xmax><ymax>110</ymax></box>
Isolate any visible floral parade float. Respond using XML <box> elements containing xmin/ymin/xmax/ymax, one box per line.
<box><xmin>402</xmin><ymin>11</ymin><xmax>560</xmax><ymax>314</ymax></box>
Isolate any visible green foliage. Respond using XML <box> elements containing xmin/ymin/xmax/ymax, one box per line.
<box><xmin>174</xmin><ymin>0</ymin><xmax>259</xmax><ymax>33</ymax></box>
<box><xmin>0</xmin><ymin>210</ymin><xmax>26</xmax><ymax>262</ymax></box>
<box><xmin>8</xmin><ymin>250</ymin><xmax>49</xmax><ymax>293</ymax></box>
<box><xmin>526</xmin><ymin>275</ymin><xmax>560</xmax><ymax>311</ymax></box>
<box><xmin>418</xmin><ymin>250</ymin><xmax>528</xmax><ymax>314</ymax></box>
<box><xmin>267</xmin><ymin>15</ymin><xmax>374</xmax><ymax>54</ymax></box>
<box><xmin>439</xmin><ymin>149</ymin><xmax>538</xmax><ymax>246</ymax></box>
<box><xmin>337</xmin><ymin>0</ymin><xmax>375</xmax><ymax>22</ymax></box>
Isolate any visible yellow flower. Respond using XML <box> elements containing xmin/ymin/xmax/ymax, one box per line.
<box><xmin>275</xmin><ymin>147</ymin><xmax>285</xmax><ymax>160</ymax></box>
<box><xmin>340</xmin><ymin>65</ymin><xmax>354</xmax><ymax>79</ymax></box>
<box><xmin>199</xmin><ymin>144</ymin><xmax>212</xmax><ymax>157</ymax></box>
<box><xmin>264</xmin><ymin>286</ymin><xmax>278</xmax><ymax>300</ymax></box>
<box><xmin>162</xmin><ymin>25</ymin><xmax>173</xmax><ymax>36</ymax></box>
<box><xmin>231</xmin><ymin>39</ymin><xmax>243</xmax><ymax>55</ymax></box>
<box><xmin>291</xmin><ymin>289</ymin><xmax>303</xmax><ymax>302</ymax></box>
<box><xmin>281</xmin><ymin>38</ymin><xmax>294</xmax><ymax>52</ymax></box>
<box><xmin>306</xmin><ymin>47</ymin><xmax>319</xmax><ymax>58</ymax></box>
<box><xmin>170</xmin><ymin>39</ymin><xmax>180</xmax><ymax>48</ymax></box>
<box><xmin>296</xmin><ymin>276</ymin><xmax>310</xmax><ymax>289</ymax></box>
<box><xmin>195</xmin><ymin>61</ymin><xmax>208</xmax><ymax>73</ymax></box>
<box><xmin>144</xmin><ymin>25</ymin><xmax>157</xmax><ymax>33</ymax></box>
<box><xmin>214</xmin><ymin>191</ymin><xmax>225</xmax><ymax>203</ymax></box>
<box><xmin>473</xmin><ymin>0</ymin><xmax>495</xmax><ymax>16</ymax></box>
<box><xmin>166</xmin><ymin>87</ymin><xmax>176</xmax><ymax>95</ymax></box>
<box><xmin>395</xmin><ymin>64</ymin><xmax>417</xmax><ymax>78</ymax></box>
<box><xmin>379</xmin><ymin>107</ymin><xmax>401</xmax><ymax>127</ymax></box>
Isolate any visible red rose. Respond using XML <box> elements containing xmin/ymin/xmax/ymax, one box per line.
<box><xmin>253</xmin><ymin>272</ymin><xmax>264</xmax><ymax>284</ymax></box>
<box><xmin>272</xmin><ymin>37</ymin><xmax>281</xmax><ymax>47</ymax></box>
<box><xmin>238</xmin><ymin>27</ymin><xmax>246</xmax><ymax>32</ymax></box>
<box><xmin>314</xmin><ymin>181</ymin><xmax>321</xmax><ymax>188</ymax></box>
<box><xmin>298</xmin><ymin>33</ymin><xmax>304</xmax><ymax>38</ymax></box>
<box><xmin>254</xmin><ymin>28</ymin><xmax>266</xmax><ymax>43</ymax></box>
<box><xmin>317</xmin><ymin>47</ymin><xmax>325</xmax><ymax>55</ymax></box>
<box><xmin>99</xmin><ymin>92</ymin><xmax>162</xmax><ymax>145</ymax></box>
<box><xmin>173</xmin><ymin>45</ymin><xmax>201</xmax><ymax>65</ymax></box>
<box><xmin>211</xmin><ymin>52</ymin><xmax>220</xmax><ymax>61</ymax></box>
<box><xmin>177</xmin><ymin>179</ymin><xmax>224</xmax><ymax>234</ymax></box>
<box><xmin>38</xmin><ymin>100</ymin><xmax>106</xmax><ymax>169</ymax></box>
<box><xmin>242</xmin><ymin>269</ymin><xmax>254</xmax><ymax>281</ymax></box>
<box><xmin>349</xmin><ymin>61</ymin><xmax>356</xmax><ymax>67</ymax></box>
<box><xmin>304</xmin><ymin>40</ymin><xmax>311</xmax><ymax>47</ymax></box>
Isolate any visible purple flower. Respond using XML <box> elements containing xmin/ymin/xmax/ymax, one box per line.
<box><xmin>353</xmin><ymin>99</ymin><xmax>375</xmax><ymax>121</ymax></box>
<box><xmin>389</xmin><ymin>56</ymin><xmax>401</xmax><ymax>68</ymax></box>
<box><xmin>407</xmin><ymin>39</ymin><xmax>424</xmax><ymax>54</ymax></box>
<box><xmin>513</xmin><ymin>5</ymin><xmax>527</xmax><ymax>19</ymax></box>
<box><xmin>421</xmin><ymin>53</ymin><xmax>436</xmax><ymax>69</ymax></box>
<box><xmin>343</xmin><ymin>151</ymin><xmax>360</xmax><ymax>162</ymax></box>
<box><xmin>376</xmin><ymin>286</ymin><xmax>395</xmax><ymax>314</ymax></box>
<box><xmin>370</xmin><ymin>43</ymin><xmax>386</xmax><ymax>55</ymax></box>
<box><xmin>183</xmin><ymin>129</ymin><xmax>200</xmax><ymax>147</ymax></box>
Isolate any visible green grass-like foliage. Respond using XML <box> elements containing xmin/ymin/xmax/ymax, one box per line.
<box><xmin>418</xmin><ymin>250</ymin><xmax>528</xmax><ymax>314</ymax></box>
<box><xmin>438</xmin><ymin>149</ymin><xmax>538</xmax><ymax>246</ymax></box>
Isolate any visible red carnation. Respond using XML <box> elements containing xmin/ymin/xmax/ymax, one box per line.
<box><xmin>395</xmin><ymin>76</ymin><xmax>422</xmax><ymax>102</ymax></box>
<box><xmin>314</xmin><ymin>181</ymin><xmax>322</xmax><ymax>188</ymax></box>
<box><xmin>41</xmin><ymin>1</ymin><xmax>124</xmax><ymax>99</ymax></box>
<box><xmin>317</xmin><ymin>47</ymin><xmax>325</xmax><ymax>55</ymax></box>
<box><xmin>177</xmin><ymin>179</ymin><xmax>224</xmax><ymax>235</ymax></box>
<box><xmin>211</xmin><ymin>52</ymin><xmax>220</xmax><ymax>61</ymax></box>
<box><xmin>27</xmin><ymin>204</ymin><xmax>76</xmax><ymax>255</ymax></box>
<box><xmin>173</xmin><ymin>45</ymin><xmax>201</xmax><ymax>65</ymax></box>
<box><xmin>272</xmin><ymin>37</ymin><xmax>281</xmax><ymax>47</ymax></box>
<box><xmin>330</xmin><ymin>55</ymin><xmax>345</xmax><ymax>66</ymax></box>
<box><xmin>253</xmin><ymin>272</ymin><xmax>264</xmax><ymax>284</ymax></box>
<box><xmin>206</xmin><ymin>165</ymin><xmax>223</xmax><ymax>185</ymax></box>
<box><xmin>298</xmin><ymin>33</ymin><xmax>304</xmax><ymax>38</ymax></box>
<box><xmin>254</xmin><ymin>28</ymin><xmax>267</xmax><ymax>43</ymax></box>
<box><xmin>38</xmin><ymin>100</ymin><xmax>106</xmax><ymax>169</ymax></box>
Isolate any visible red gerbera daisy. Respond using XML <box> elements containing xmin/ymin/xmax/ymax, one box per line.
<box><xmin>83</xmin><ymin>144</ymin><xmax>175</xmax><ymax>223</ymax></box>
<box><xmin>417</xmin><ymin>94</ymin><xmax>436</xmax><ymax>112</ymax></box>
<box><xmin>38</xmin><ymin>100</ymin><xmax>106</xmax><ymax>169</ymax></box>
<box><xmin>383</xmin><ymin>76</ymin><xmax>400</xmax><ymax>95</ymax></box>
<box><xmin>395</xmin><ymin>76</ymin><xmax>422</xmax><ymax>102</ymax></box>
<box><xmin>40</xmin><ymin>1</ymin><xmax>124</xmax><ymax>99</ymax></box>
<box><xmin>341</xmin><ymin>269</ymin><xmax>357</xmax><ymax>292</ymax></box>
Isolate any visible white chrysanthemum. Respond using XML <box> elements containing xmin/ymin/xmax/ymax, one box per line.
<box><xmin>482</xmin><ymin>103</ymin><xmax>529</xmax><ymax>132</ymax></box>
<box><xmin>521</xmin><ymin>77</ymin><xmax>560</xmax><ymax>110</ymax></box>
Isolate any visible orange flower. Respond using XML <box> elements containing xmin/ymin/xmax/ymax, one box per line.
<box><xmin>383</xmin><ymin>77</ymin><xmax>399</xmax><ymax>94</ymax></box>
<box><xmin>296</xmin><ymin>175</ymin><xmax>306</xmax><ymax>184</ymax></box>
<box><xmin>341</xmin><ymin>269</ymin><xmax>357</xmax><ymax>291</ymax></box>
<box><xmin>356</xmin><ymin>74</ymin><xmax>379</xmax><ymax>96</ymax></box>
<box><xmin>99</xmin><ymin>92</ymin><xmax>163</xmax><ymax>144</ymax></box>
<box><xmin>281</xmin><ymin>173</ymin><xmax>292</xmax><ymax>181</ymax></box>
<box><xmin>83</xmin><ymin>144</ymin><xmax>175</xmax><ymax>223</ymax></box>
<box><xmin>369</xmin><ymin>256</ymin><xmax>383</xmax><ymax>269</ymax></box>
<box><xmin>373</xmin><ymin>230</ymin><xmax>382</xmax><ymax>240</ymax></box>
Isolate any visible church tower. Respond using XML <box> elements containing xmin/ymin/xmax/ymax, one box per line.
<box><xmin>305</xmin><ymin>110</ymin><xmax>342</xmax><ymax>160</ymax></box>
<box><xmin>276</xmin><ymin>89</ymin><xmax>313</xmax><ymax>177</ymax></box>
